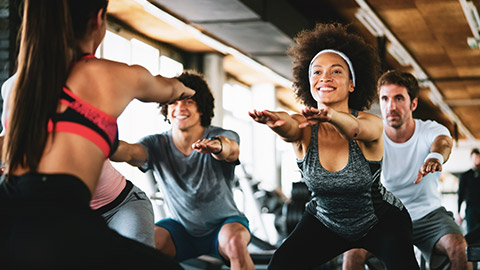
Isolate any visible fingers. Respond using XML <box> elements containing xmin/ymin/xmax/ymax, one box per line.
<box><xmin>422</xmin><ymin>159</ymin><xmax>442</xmax><ymax>174</ymax></box>
<box><xmin>192</xmin><ymin>138</ymin><xmax>221</xmax><ymax>154</ymax></box>
<box><xmin>299</xmin><ymin>119</ymin><xmax>316</xmax><ymax>128</ymax></box>
<box><xmin>299</xmin><ymin>107</ymin><xmax>329</xmax><ymax>129</ymax></box>
<box><xmin>272</xmin><ymin>119</ymin><xmax>286</xmax><ymax>127</ymax></box>
<box><xmin>192</xmin><ymin>138</ymin><xmax>210</xmax><ymax>150</ymax></box>
<box><xmin>414</xmin><ymin>159</ymin><xmax>442</xmax><ymax>184</ymax></box>
<box><xmin>248</xmin><ymin>109</ymin><xmax>285</xmax><ymax>127</ymax></box>
<box><xmin>298</xmin><ymin>121</ymin><xmax>310</xmax><ymax>129</ymax></box>
<box><xmin>414</xmin><ymin>171</ymin><xmax>423</xmax><ymax>184</ymax></box>
<box><xmin>301</xmin><ymin>107</ymin><xmax>318</xmax><ymax>116</ymax></box>
<box><xmin>302</xmin><ymin>107</ymin><xmax>329</xmax><ymax>118</ymax></box>
<box><xmin>169</xmin><ymin>84</ymin><xmax>195</xmax><ymax>105</ymax></box>
<box><xmin>248</xmin><ymin>109</ymin><xmax>270</xmax><ymax>122</ymax></box>
<box><xmin>182</xmin><ymin>86</ymin><xmax>195</xmax><ymax>99</ymax></box>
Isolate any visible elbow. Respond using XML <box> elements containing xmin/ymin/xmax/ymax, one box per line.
<box><xmin>440</xmin><ymin>136</ymin><xmax>453</xmax><ymax>149</ymax></box>
<box><xmin>438</xmin><ymin>136</ymin><xmax>453</xmax><ymax>162</ymax></box>
<box><xmin>345</xmin><ymin>125</ymin><xmax>360</xmax><ymax>140</ymax></box>
<box><xmin>224</xmin><ymin>140</ymin><xmax>240</xmax><ymax>162</ymax></box>
<box><xmin>445</xmin><ymin>139</ymin><xmax>453</xmax><ymax>151</ymax></box>
<box><xmin>228</xmin><ymin>145</ymin><xmax>240</xmax><ymax>162</ymax></box>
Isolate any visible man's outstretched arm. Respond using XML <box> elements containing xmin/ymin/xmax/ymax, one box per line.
<box><xmin>415</xmin><ymin>135</ymin><xmax>453</xmax><ymax>184</ymax></box>
<box><xmin>110</xmin><ymin>140</ymin><xmax>148</xmax><ymax>167</ymax></box>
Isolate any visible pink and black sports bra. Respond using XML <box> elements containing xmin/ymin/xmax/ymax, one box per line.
<box><xmin>48</xmin><ymin>54</ymin><xmax>119</xmax><ymax>157</ymax></box>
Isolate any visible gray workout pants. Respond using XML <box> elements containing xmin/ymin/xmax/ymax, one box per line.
<box><xmin>100</xmin><ymin>184</ymin><xmax>155</xmax><ymax>247</ymax></box>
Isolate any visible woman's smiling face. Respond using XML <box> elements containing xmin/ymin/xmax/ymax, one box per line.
<box><xmin>309</xmin><ymin>52</ymin><xmax>354</xmax><ymax>106</ymax></box>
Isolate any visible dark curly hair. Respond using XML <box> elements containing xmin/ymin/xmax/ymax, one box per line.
<box><xmin>288</xmin><ymin>23</ymin><xmax>380</xmax><ymax>111</ymax></box>
<box><xmin>377</xmin><ymin>70</ymin><xmax>419</xmax><ymax>102</ymax></box>
<box><xmin>160</xmin><ymin>70</ymin><xmax>215</xmax><ymax>127</ymax></box>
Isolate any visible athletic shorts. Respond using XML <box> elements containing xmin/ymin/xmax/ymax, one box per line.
<box><xmin>412</xmin><ymin>206</ymin><xmax>463</xmax><ymax>262</ymax></box>
<box><xmin>155</xmin><ymin>215</ymin><xmax>250</xmax><ymax>263</ymax></box>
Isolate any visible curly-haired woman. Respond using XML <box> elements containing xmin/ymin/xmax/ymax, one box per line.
<box><xmin>249</xmin><ymin>23</ymin><xmax>419</xmax><ymax>269</ymax></box>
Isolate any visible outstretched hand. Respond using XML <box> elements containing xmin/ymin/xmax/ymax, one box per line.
<box><xmin>174</xmin><ymin>86</ymin><xmax>195</xmax><ymax>103</ymax></box>
<box><xmin>414</xmin><ymin>158</ymin><xmax>443</xmax><ymax>184</ymax></box>
<box><xmin>248</xmin><ymin>109</ymin><xmax>286</xmax><ymax>128</ymax></box>
<box><xmin>298</xmin><ymin>106</ymin><xmax>331</xmax><ymax>128</ymax></box>
<box><xmin>192</xmin><ymin>138</ymin><xmax>222</xmax><ymax>154</ymax></box>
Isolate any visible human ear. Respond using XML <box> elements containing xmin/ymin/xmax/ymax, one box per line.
<box><xmin>348</xmin><ymin>80</ymin><xmax>355</xmax><ymax>93</ymax></box>
<box><xmin>93</xmin><ymin>9</ymin><xmax>105</xmax><ymax>30</ymax></box>
<box><xmin>410</xmin><ymin>97</ymin><xmax>418</xmax><ymax>111</ymax></box>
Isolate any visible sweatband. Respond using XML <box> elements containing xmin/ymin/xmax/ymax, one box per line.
<box><xmin>209</xmin><ymin>136</ymin><xmax>223</xmax><ymax>155</ymax></box>
<box><xmin>424</xmin><ymin>152</ymin><xmax>444</xmax><ymax>164</ymax></box>
<box><xmin>308</xmin><ymin>49</ymin><xmax>356</xmax><ymax>87</ymax></box>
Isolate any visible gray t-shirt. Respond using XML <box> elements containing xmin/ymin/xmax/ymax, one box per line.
<box><xmin>139</xmin><ymin>126</ymin><xmax>244</xmax><ymax>236</ymax></box>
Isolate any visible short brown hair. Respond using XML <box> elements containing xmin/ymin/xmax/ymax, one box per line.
<box><xmin>377</xmin><ymin>70</ymin><xmax>419</xmax><ymax>102</ymax></box>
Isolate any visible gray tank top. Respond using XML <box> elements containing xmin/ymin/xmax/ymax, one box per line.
<box><xmin>297</xmin><ymin>114</ymin><xmax>403</xmax><ymax>240</ymax></box>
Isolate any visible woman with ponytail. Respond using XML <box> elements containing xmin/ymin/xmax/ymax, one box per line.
<box><xmin>0</xmin><ymin>0</ymin><xmax>194</xmax><ymax>269</ymax></box>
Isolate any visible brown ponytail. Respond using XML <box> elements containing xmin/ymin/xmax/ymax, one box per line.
<box><xmin>3</xmin><ymin>0</ymin><xmax>108</xmax><ymax>176</ymax></box>
<box><xmin>4</xmin><ymin>0</ymin><xmax>74</xmax><ymax>174</ymax></box>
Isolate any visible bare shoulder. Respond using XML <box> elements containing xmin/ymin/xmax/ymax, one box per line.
<box><xmin>66</xmin><ymin>58</ymin><xmax>134</xmax><ymax>115</ymax></box>
<box><xmin>357</xmin><ymin>111</ymin><xmax>383</xmax><ymax>135</ymax></box>
<box><xmin>74</xmin><ymin>58</ymin><xmax>132</xmax><ymax>76</ymax></box>
<box><xmin>357</xmin><ymin>111</ymin><xmax>381</xmax><ymax>121</ymax></box>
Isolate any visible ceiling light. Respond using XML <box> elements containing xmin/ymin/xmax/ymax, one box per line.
<box><xmin>355</xmin><ymin>8</ymin><xmax>383</xmax><ymax>37</ymax></box>
<box><xmin>460</xmin><ymin>0</ymin><xmax>480</xmax><ymax>40</ymax></box>
<box><xmin>467</xmin><ymin>37</ymin><xmax>480</xmax><ymax>49</ymax></box>
<box><xmin>386</xmin><ymin>43</ymin><xmax>410</xmax><ymax>66</ymax></box>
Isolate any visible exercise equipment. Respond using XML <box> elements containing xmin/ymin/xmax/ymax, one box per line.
<box><xmin>284</xmin><ymin>181</ymin><xmax>311</xmax><ymax>234</ymax></box>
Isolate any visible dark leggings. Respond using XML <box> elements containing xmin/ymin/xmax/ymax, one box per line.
<box><xmin>0</xmin><ymin>173</ymin><xmax>182</xmax><ymax>270</ymax></box>
<box><xmin>268</xmin><ymin>206</ymin><xmax>419</xmax><ymax>270</ymax></box>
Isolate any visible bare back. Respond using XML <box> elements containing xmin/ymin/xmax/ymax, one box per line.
<box><xmin>13</xmin><ymin>58</ymin><xmax>143</xmax><ymax>193</ymax></box>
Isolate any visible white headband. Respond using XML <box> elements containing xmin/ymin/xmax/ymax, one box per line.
<box><xmin>308</xmin><ymin>49</ymin><xmax>356</xmax><ymax>87</ymax></box>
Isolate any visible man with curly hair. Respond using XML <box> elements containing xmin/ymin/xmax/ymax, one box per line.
<box><xmin>249</xmin><ymin>23</ymin><xmax>418</xmax><ymax>269</ymax></box>
<box><xmin>111</xmin><ymin>71</ymin><xmax>254</xmax><ymax>270</ymax></box>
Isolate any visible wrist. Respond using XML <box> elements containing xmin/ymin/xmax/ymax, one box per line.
<box><xmin>209</xmin><ymin>137</ymin><xmax>223</xmax><ymax>155</ymax></box>
<box><xmin>326</xmin><ymin>108</ymin><xmax>334</xmax><ymax>122</ymax></box>
<box><xmin>424</xmin><ymin>152</ymin><xmax>444</xmax><ymax>164</ymax></box>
